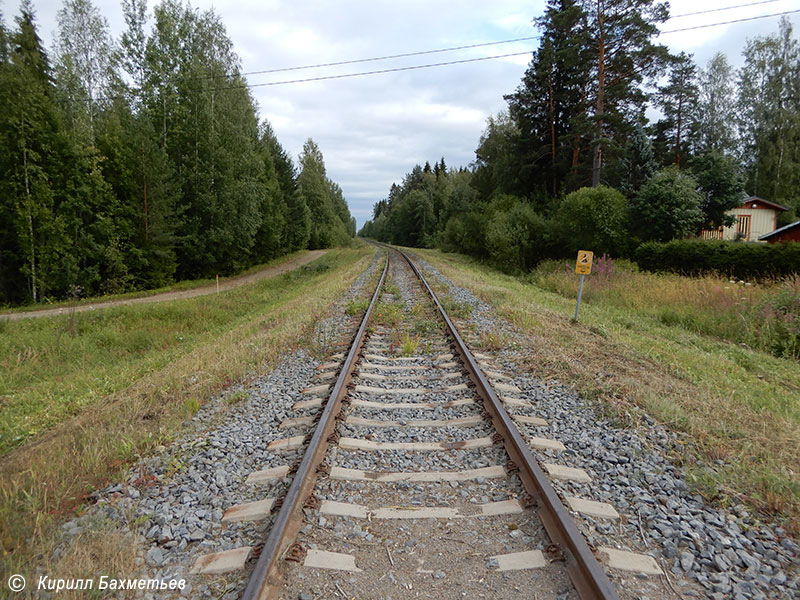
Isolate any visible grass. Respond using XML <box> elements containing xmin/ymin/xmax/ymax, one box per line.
<box><xmin>0</xmin><ymin>250</ymin><xmax>317</xmax><ymax>314</ymax></box>
<box><xmin>533</xmin><ymin>257</ymin><xmax>800</xmax><ymax>360</ymax></box>
<box><xmin>0</xmin><ymin>243</ymin><xmax>377</xmax><ymax>584</ymax></box>
<box><xmin>413</xmin><ymin>248</ymin><xmax>800</xmax><ymax>531</ymax></box>
<box><xmin>398</xmin><ymin>333</ymin><xmax>421</xmax><ymax>356</ymax></box>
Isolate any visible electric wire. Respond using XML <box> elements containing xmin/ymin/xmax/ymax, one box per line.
<box><xmin>207</xmin><ymin>51</ymin><xmax>533</xmax><ymax>91</ymax></box>
<box><xmin>671</xmin><ymin>0</ymin><xmax>784</xmax><ymax>19</ymax></box>
<box><xmin>660</xmin><ymin>8</ymin><xmax>800</xmax><ymax>34</ymax></box>
<box><xmin>218</xmin><ymin>0</ymin><xmax>789</xmax><ymax>81</ymax></box>
<box><xmin>171</xmin><ymin>6</ymin><xmax>800</xmax><ymax>93</ymax></box>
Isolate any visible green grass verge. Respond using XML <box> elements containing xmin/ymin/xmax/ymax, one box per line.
<box><xmin>0</xmin><ymin>243</ymin><xmax>377</xmax><ymax>579</ymax></box>
<box><xmin>0</xmin><ymin>250</ymin><xmax>314</xmax><ymax>314</ymax></box>
<box><xmin>413</xmin><ymin>248</ymin><xmax>799</xmax><ymax>529</ymax></box>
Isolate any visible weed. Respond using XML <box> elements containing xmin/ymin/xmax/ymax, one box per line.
<box><xmin>345</xmin><ymin>298</ymin><xmax>370</xmax><ymax>316</ymax></box>
<box><xmin>226</xmin><ymin>390</ymin><xmax>249</xmax><ymax>404</ymax></box>
<box><xmin>440</xmin><ymin>295</ymin><xmax>473</xmax><ymax>319</ymax></box>
<box><xmin>478</xmin><ymin>330</ymin><xmax>505</xmax><ymax>351</ymax></box>
<box><xmin>183</xmin><ymin>397</ymin><xmax>200</xmax><ymax>415</ymax></box>
<box><xmin>383</xmin><ymin>282</ymin><xmax>401</xmax><ymax>298</ymax></box>
<box><xmin>413</xmin><ymin>318</ymin><xmax>439</xmax><ymax>336</ymax></box>
<box><xmin>399</xmin><ymin>333</ymin><xmax>420</xmax><ymax>357</ymax></box>
<box><xmin>374</xmin><ymin>302</ymin><xmax>403</xmax><ymax>327</ymax></box>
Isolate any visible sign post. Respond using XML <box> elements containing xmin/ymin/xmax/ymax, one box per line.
<box><xmin>573</xmin><ymin>250</ymin><xmax>593</xmax><ymax>322</ymax></box>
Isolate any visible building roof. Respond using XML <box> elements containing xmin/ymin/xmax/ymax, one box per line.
<box><xmin>759</xmin><ymin>219</ymin><xmax>800</xmax><ymax>241</ymax></box>
<box><xmin>738</xmin><ymin>196</ymin><xmax>789</xmax><ymax>212</ymax></box>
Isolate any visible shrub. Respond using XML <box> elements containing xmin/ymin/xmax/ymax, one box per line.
<box><xmin>635</xmin><ymin>239</ymin><xmax>800</xmax><ymax>279</ymax></box>
<box><xmin>630</xmin><ymin>168</ymin><xmax>704</xmax><ymax>242</ymax></box>
<box><xmin>485</xmin><ymin>201</ymin><xmax>550</xmax><ymax>271</ymax></box>
<box><xmin>555</xmin><ymin>186</ymin><xmax>630</xmax><ymax>256</ymax></box>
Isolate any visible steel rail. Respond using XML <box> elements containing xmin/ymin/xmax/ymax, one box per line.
<box><xmin>395</xmin><ymin>247</ymin><xmax>621</xmax><ymax>600</ymax></box>
<box><xmin>241</xmin><ymin>250</ymin><xmax>390</xmax><ymax>600</ymax></box>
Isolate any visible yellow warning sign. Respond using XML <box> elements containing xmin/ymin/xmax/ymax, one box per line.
<box><xmin>575</xmin><ymin>250</ymin><xmax>594</xmax><ymax>275</ymax></box>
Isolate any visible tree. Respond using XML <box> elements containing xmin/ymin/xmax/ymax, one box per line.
<box><xmin>655</xmin><ymin>52</ymin><xmax>698</xmax><ymax>167</ymax></box>
<box><xmin>617</xmin><ymin>122</ymin><xmax>656</xmax><ymax>197</ymax></box>
<box><xmin>696</xmin><ymin>53</ymin><xmax>736</xmax><ymax>155</ymax></box>
<box><xmin>485</xmin><ymin>199</ymin><xmax>549</xmax><ymax>271</ymax></box>
<box><xmin>737</xmin><ymin>18</ymin><xmax>800</xmax><ymax>210</ymax></box>
<box><xmin>629</xmin><ymin>168</ymin><xmax>703</xmax><ymax>242</ymax></box>
<box><xmin>471</xmin><ymin>112</ymin><xmax>522</xmax><ymax>199</ymax></box>
<box><xmin>579</xmin><ymin>0</ymin><xmax>670</xmax><ymax>186</ymax></box>
<box><xmin>555</xmin><ymin>186</ymin><xmax>629</xmax><ymax>255</ymax></box>
<box><xmin>0</xmin><ymin>2</ymin><xmax>64</xmax><ymax>302</ymax></box>
<box><xmin>298</xmin><ymin>138</ymin><xmax>350</xmax><ymax>249</ymax></box>
<box><xmin>505</xmin><ymin>0</ymin><xmax>593</xmax><ymax>196</ymax></box>
<box><xmin>690</xmin><ymin>150</ymin><xmax>744</xmax><ymax>230</ymax></box>
<box><xmin>53</xmin><ymin>0</ymin><xmax>113</xmax><ymax>142</ymax></box>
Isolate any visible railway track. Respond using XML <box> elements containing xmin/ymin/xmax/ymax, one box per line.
<box><xmin>189</xmin><ymin>246</ymin><xmax>663</xmax><ymax>599</ymax></box>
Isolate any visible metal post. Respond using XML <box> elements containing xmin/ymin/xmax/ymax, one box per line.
<box><xmin>573</xmin><ymin>273</ymin><xmax>585</xmax><ymax>321</ymax></box>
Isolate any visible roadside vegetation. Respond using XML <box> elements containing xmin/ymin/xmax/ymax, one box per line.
<box><xmin>415</xmin><ymin>248</ymin><xmax>800</xmax><ymax>531</ymax></box>
<box><xmin>534</xmin><ymin>257</ymin><xmax>800</xmax><ymax>360</ymax></box>
<box><xmin>0</xmin><ymin>245</ymin><xmax>376</xmax><ymax>580</ymax></box>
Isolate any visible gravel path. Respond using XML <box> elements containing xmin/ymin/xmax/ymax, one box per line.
<box><xmin>3</xmin><ymin>250</ymin><xmax>328</xmax><ymax>321</ymax></box>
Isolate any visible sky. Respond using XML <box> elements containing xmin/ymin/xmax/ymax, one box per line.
<box><xmin>9</xmin><ymin>0</ymin><xmax>800</xmax><ymax>228</ymax></box>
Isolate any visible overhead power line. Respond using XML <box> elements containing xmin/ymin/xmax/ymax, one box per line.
<box><xmin>225</xmin><ymin>0</ymin><xmax>788</xmax><ymax>81</ymax></box>
<box><xmin>671</xmin><ymin>0</ymin><xmax>783</xmax><ymax>19</ymax></box>
<box><xmin>197</xmin><ymin>7</ymin><xmax>799</xmax><ymax>92</ymax></box>
<box><xmin>660</xmin><ymin>8</ymin><xmax>800</xmax><ymax>34</ymax></box>
<box><xmin>235</xmin><ymin>37</ymin><xmax>540</xmax><ymax>78</ymax></box>
<box><xmin>210</xmin><ymin>51</ymin><xmax>533</xmax><ymax>91</ymax></box>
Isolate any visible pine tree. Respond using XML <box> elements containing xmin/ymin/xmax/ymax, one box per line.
<box><xmin>579</xmin><ymin>0</ymin><xmax>670</xmax><ymax>186</ymax></box>
<box><xmin>505</xmin><ymin>0</ymin><xmax>593</xmax><ymax>196</ymax></box>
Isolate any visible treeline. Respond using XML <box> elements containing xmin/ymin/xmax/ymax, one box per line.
<box><xmin>360</xmin><ymin>0</ymin><xmax>800</xmax><ymax>272</ymax></box>
<box><xmin>0</xmin><ymin>0</ymin><xmax>355</xmax><ymax>306</ymax></box>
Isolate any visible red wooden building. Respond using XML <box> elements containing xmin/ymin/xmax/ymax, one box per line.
<box><xmin>759</xmin><ymin>220</ymin><xmax>800</xmax><ymax>243</ymax></box>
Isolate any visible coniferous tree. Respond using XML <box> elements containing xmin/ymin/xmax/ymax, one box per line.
<box><xmin>0</xmin><ymin>2</ymin><xmax>64</xmax><ymax>302</ymax></box>
<box><xmin>505</xmin><ymin>0</ymin><xmax>593</xmax><ymax>196</ymax></box>
<box><xmin>617</xmin><ymin>122</ymin><xmax>656</xmax><ymax>198</ymax></box>
<box><xmin>579</xmin><ymin>0</ymin><xmax>670</xmax><ymax>186</ymax></box>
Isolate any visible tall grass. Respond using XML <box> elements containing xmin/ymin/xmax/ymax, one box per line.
<box><xmin>532</xmin><ymin>258</ymin><xmax>800</xmax><ymax>359</ymax></box>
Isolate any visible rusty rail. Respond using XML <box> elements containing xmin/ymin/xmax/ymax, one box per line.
<box><xmin>396</xmin><ymin>247</ymin><xmax>620</xmax><ymax>600</ymax></box>
<box><xmin>241</xmin><ymin>250</ymin><xmax>389</xmax><ymax>600</ymax></box>
<box><xmin>243</xmin><ymin>243</ymin><xmax>619</xmax><ymax>600</ymax></box>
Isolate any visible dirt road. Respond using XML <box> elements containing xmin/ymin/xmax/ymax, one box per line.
<box><xmin>2</xmin><ymin>250</ymin><xmax>328</xmax><ymax>321</ymax></box>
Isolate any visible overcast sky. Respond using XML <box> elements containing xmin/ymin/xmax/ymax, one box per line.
<box><xmin>9</xmin><ymin>0</ymin><xmax>800</xmax><ymax>227</ymax></box>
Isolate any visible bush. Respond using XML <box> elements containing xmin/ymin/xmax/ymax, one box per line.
<box><xmin>630</xmin><ymin>168</ymin><xmax>704</xmax><ymax>242</ymax></box>
<box><xmin>555</xmin><ymin>186</ymin><xmax>630</xmax><ymax>256</ymax></box>
<box><xmin>634</xmin><ymin>239</ymin><xmax>800</xmax><ymax>279</ymax></box>
<box><xmin>485</xmin><ymin>201</ymin><xmax>550</xmax><ymax>271</ymax></box>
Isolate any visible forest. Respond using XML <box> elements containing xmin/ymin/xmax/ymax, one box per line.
<box><xmin>360</xmin><ymin>1</ymin><xmax>800</xmax><ymax>272</ymax></box>
<box><xmin>0</xmin><ymin>0</ymin><xmax>355</xmax><ymax>306</ymax></box>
